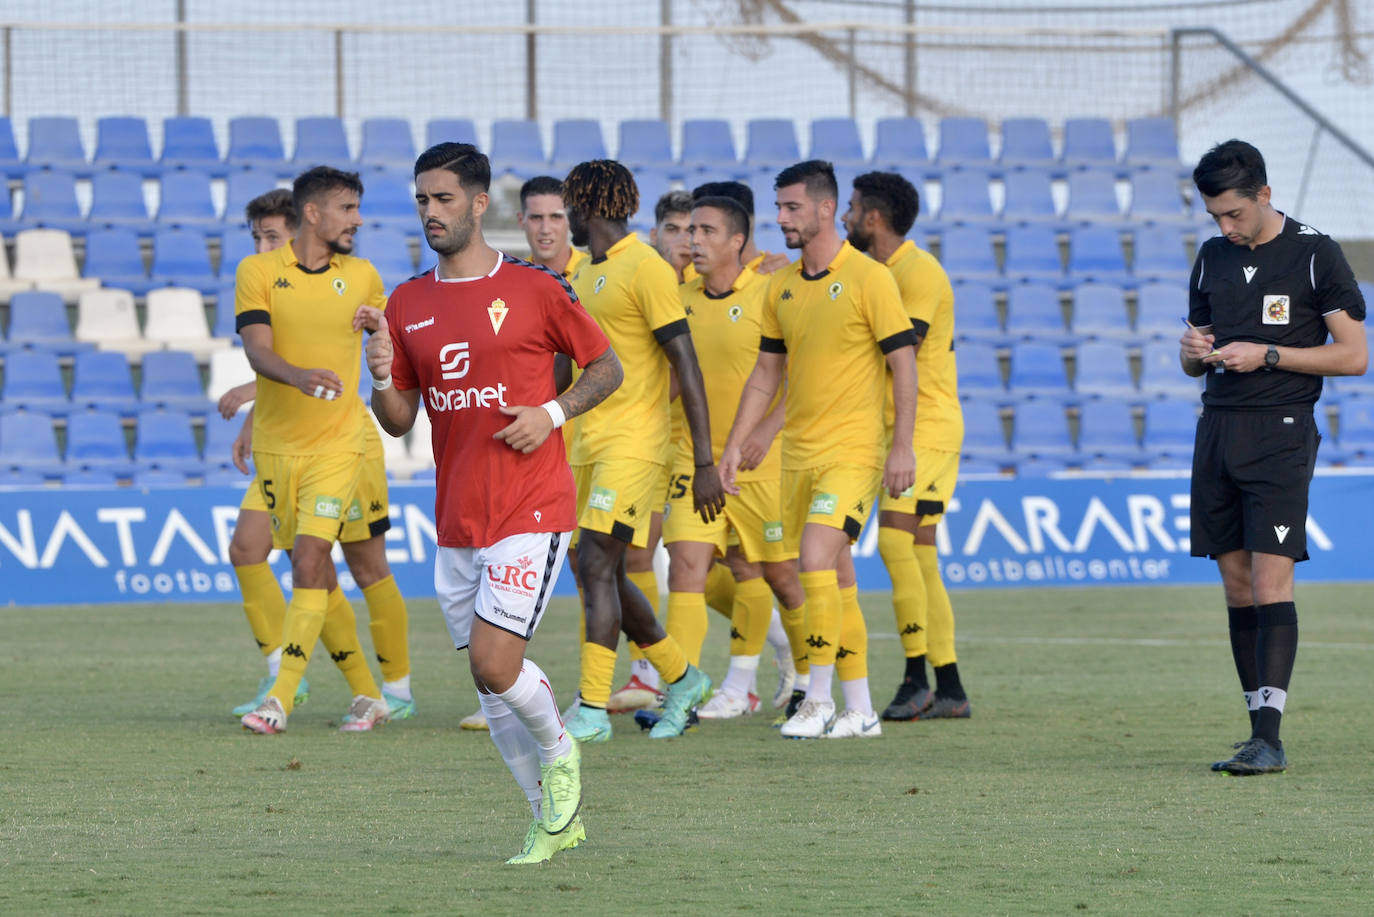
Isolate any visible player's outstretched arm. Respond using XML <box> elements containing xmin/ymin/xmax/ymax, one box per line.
<box><xmin>496</xmin><ymin>346</ymin><xmax>623</xmax><ymax>454</ymax></box>
<box><xmin>240</xmin><ymin>324</ymin><xmax>344</xmax><ymax>400</ymax></box>
<box><xmin>884</xmin><ymin>344</ymin><xmax>917</xmax><ymax>498</ymax></box>
<box><xmin>661</xmin><ymin>332</ymin><xmax>725</xmax><ymax>522</ymax></box>
<box><xmin>720</xmin><ymin>350</ymin><xmax>785</xmax><ymax>495</ymax></box>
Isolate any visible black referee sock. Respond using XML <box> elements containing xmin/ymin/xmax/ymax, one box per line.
<box><xmin>1253</xmin><ymin>601</ymin><xmax>1298</xmax><ymax>748</ymax></box>
<box><xmin>1226</xmin><ymin>605</ymin><xmax>1260</xmax><ymax>728</ymax></box>
<box><xmin>933</xmin><ymin>662</ymin><xmax>965</xmax><ymax>701</ymax></box>
<box><xmin>903</xmin><ymin>654</ymin><xmax>929</xmax><ymax>690</ymax></box>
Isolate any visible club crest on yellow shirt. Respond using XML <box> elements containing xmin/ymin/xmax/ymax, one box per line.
<box><xmin>488</xmin><ymin>297</ymin><xmax>509</xmax><ymax>334</ymax></box>
<box><xmin>828</xmin><ymin>281</ymin><xmax>843</xmax><ymax>301</ymax></box>
<box><xmin>593</xmin><ymin>275</ymin><xmax>607</xmax><ymax>294</ymax></box>
<box><xmin>728</xmin><ymin>304</ymin><xmax>742</xmax><ymax>322</ymax></box>
<box><xmin>332</xmin><ymin>278</ymin><xmax>347</xmax><ymax>296</ymax></box>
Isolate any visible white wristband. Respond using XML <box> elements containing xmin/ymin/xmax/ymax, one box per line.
<box><xmin>371</xmin><ymin>374</ymin><xmax>393</xmax><ymax>391</ymax></box>
<box><xmin>540</xmin><ymin>399</ymin><xmax>567</xmax><ymax>429</ymax></box>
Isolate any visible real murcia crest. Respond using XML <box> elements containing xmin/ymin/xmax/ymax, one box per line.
<box><xmin>1243</xmin><ymin>266</ymin><xmax>1257</xmax><ymax>284</ymax></box>
<box><xmin>487</xmin><ymin>297</ymin><xmax>509</xmax><ymax>335</ymax></box>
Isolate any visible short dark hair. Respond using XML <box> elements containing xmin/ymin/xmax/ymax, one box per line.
<box><xmin>292</xmin><ymin>166</ymin><xmax>364</xmax><ymax>216</ymax></box>
<box><xmin>693</xmin><ymin>195</ymin><xmax>750</xmax><ymax>241</ymax></box>
<box><xmin>1193</xmin><ymin>139</ymin><xmax>1267</xmax><ymax>200</ymax></box>
<box><xmin>691</xmin><ymin>180</ymin><xmax>754</xmax><ymax>216</ymax></box>
<box><xmin>654</xmin><ymin>190</ymin><xmax>693</xmax><ymax>225</ymax></box>
<box><xmin>414</xmin><ymin>142</ymin><xmax>491</xmax><ymax>193</ymax></box>
<box><xmin>774</xmin><ymin>159</ymin><xmax>838</xmax><ymax>202</ymax></box>
<box><xmin>244</xmin><ymin>188</ymin><xmax>297</xmax><ymax>230</ymax></box>
<box><xmin>563</xmin><ymin>160</ymin><xmax>638</xmax><ymax>221</ymax></box>
<box><xmin>519</xmin><ymin>175</ymin><xmax>564</xmax><ymax>209</ymax></box>
<box><xmin>852</xmin><ymin>171</ymin><xmax>920</xmax><ymax>235</ymax></box>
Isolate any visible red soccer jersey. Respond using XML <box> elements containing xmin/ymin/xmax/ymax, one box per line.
<box><xmin>386</xmin><ymin>253</ymin><xmax>610</xmax><ymax>548</ymax></box>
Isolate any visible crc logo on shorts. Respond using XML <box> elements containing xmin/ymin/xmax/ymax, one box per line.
<box><xmin>587</xmin><ymin>486</ymin><xmax>617</xmax><ymax>512</ymax></box>
<box><xmin>438</xmin><ymin>341</ymin><xmax>471</xmax><ymax>379</ymax></box>
<box><xmin>345</xmin><ymin>499</ymin><xmax>363</xmax><ymax>523</ymax></box>
<box><xmin>1262</xmin><ymin>295</ymin><xmax>1290</xmax><ymax>325</ymax></box>
<box><xmin>899</xmin><ymin>484</ymin><xmax>914</xmax><ymax>498</ymax></box>
<box><xmin>314</xmin><ymin>497</ymin><xmax>343</xmax><ymax>519</ymax></box>
<box><xmin>763</xmin><ymin>520</ymin><xmax>783</xmax><ymax>543</ymax></box>
<box><xmin>809</xmin><ymin>492</ymin><xmax>838</xmax><ymax>515</ymax></box>
<box><xmin>488</xmin><ymin>555</ymin><xmax>540</xmax><ymax>598</ymax></box>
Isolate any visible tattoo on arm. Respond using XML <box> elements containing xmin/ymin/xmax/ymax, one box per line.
<box><xmin>557</xmin><ymin>348</ymin><xmax>623</xmax><ymax>419</ymax></box>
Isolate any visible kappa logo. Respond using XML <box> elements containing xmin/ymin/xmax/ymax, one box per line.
<box><xmin>438</xmin><ymin>342</ymin><xmax>471</xmax><ymax>380</ymax></box>
<box><xmin>835</xmin><ymin>646</ymin><xmax>855</xmax><ymax>659</ymax></box>
<box><xmin>900</xmin><ymin>622</ymin><xmax>923</xmax><ymax>635</ymax></box>
<box><xmin>1243</xmin><ymin>266</ymin><xmax>1258</xmax><ymax>284</ymax></box>
<box><xmin>1274</xmin><ymin>524</ymin><xmax>1291</xmax><ymax>544</ymax></box>
<box><xmin>780</xmin><ymin>289</ymin><xmax>793</xmax><ymax>301</ymax></box>
<box><xmin>330</xmin><ymin>649</ymin><xmax>354</xmax><ymax>663</ymax></box>
<box><xmin>805</xmin><ymin>634</ymin><xmax>832</xmax><ymax>649</ymax></box>
<box><xmin>369</xmin><ymin>500</ymin><xmax>383</xmax><ymax>513</ymax></box>
<box><xmin>282</xmin><ymin>643</ymin><xmax>306</xmax><ymax>659</ymax></box>
<box><xmin>684</xmin><ymin>304</ymin><xmax>694</xmax><ymax>316</ymax></box>
<box><xmin>729</xmin><ymin>627</ymin><xmax>744</xmax><ymax>641</ymax></box>
<box><xmin>273</xmin><ymin>277</ymin><xmax>293</xmax><ymax>289</ymax></box>
<box><xmin>487</xmin><ymin>298</ymin><xmax>509</xmax><ymax>335</ymax></box>
<box><xmin>852</xmin><ymin>500</ymin><xmax>866</xmax><ymax>515</ymax></box>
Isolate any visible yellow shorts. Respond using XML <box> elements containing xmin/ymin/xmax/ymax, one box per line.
<box><xmin>253</xmin><ymin>450</ymin><xmax>363</xmax><ymax>550</ymax></box>
<box><xmin>879</xmin><ymin>447</ymin><xmax>960</xmax><ymax>524</ymax></box>
<box><xmin>662</xmin><ymin>467</ymin><xmax>794</xmax><ymax>563</ymax></box>
<box><xmin>572</xmin><ymin>458</ymin><xmax>665</xmax><ymax>549</ymax></box>
<box><xmin>781</xmin><ymin>464</ymin><xmax>882</xmax><ymax>550</ymax></box>
<box><xmin>338</xmin><ymin>426</ymin><xmax>392</xmax><ymax>543</ymax></box>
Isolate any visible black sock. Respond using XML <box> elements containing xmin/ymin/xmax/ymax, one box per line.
<box><xmin>1227</xmin><ymin>605</ymin><xmax>1260</xmax><ymax>728</ymax></box>
<box><xmin>903</xmin><ymin>654</ymin><xmax>929</xmax><ymax>688</ymax></box>
<box><xmin>933</xmin><ymin>662</ymin><xmax>965</xmax><ymax>700</ymax></box>
<box><xmin>1253</xmin><ymin>602</ymin><xmax>1298</xmax><ymax>747</ymax></box>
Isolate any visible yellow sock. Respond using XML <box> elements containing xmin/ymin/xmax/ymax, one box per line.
<box><xmin>732</xmin><ymin>576</ymin><xmax>774</xmax><ymax>656</ymax></box>
<box><xmin>235</xmin><ymin>562</ymin><xmax>286</xmax><ymax>655</ymax></box>
<box><xmin>579</xmin><ymin>641</ymin><xmax>618</xmax><ymax>708</ymax></box>
<box><xmin>626</xmin><ymin>569</ymin><xmax>659</xmax><ymax>663</ymax></box>
<box><xmin>640</xmin><ymin>636</ymin><xmax>689</xmax><ymax>684</ymax></box>
<box><xmin>320</xmin><ymin>587</ymin><xmax>381</xmax><ymax>700</ymax></box>
<box><xmin>879</xmin><ymin>526</ymin><xmax>927</xmax><ymax>658</ymax></box>
<box><xmin>361</xmin><ymin>575</ymin><xmax>410</xmax><ymax>683</ymax></box>
<box><xmin>835</xmin><ymin>584</ymin><xmax>868</xmax><ymax>681</ymax></box>
<box><xmin>798</xmin><ymin>569</ymin><xmax>840</xmax><ymax>667</ymax></box>
<box><xmin>916</xmin><ymin>544</ymin><xmax>957</xmax><ymax>667</ymax></box>
<box><xmin>705</xmin><ymin>563</ymin><xmax>737</xmax><ymax>618</ymax></box>
<box><xmin>779</xmin><ymin>600</ymin><xmax>810</xmax><ymax>675</ymax></box>
<box><xmin>270</xmin><ymin>587</ymin><xmax>327</xmax><ymax>714</ymax></box>
<box><xmin>665</xmin><ymin>591</ymin><xmax>709</xmax><ymax>666</ymax></box>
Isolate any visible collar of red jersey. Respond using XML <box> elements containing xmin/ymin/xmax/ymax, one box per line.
<box><xmin>435</xmin><ymin>250</ymin><xmax>504</xmax><ymax>283</ymax></box>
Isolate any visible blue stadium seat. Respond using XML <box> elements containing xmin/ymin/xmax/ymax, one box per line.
<box><xmin>359</xmin><ymin>169</ymin><xmax>416</xmax><ymax>233</ymax></box>
<box><xmin>26</xmin><ymin>116</ymin><xmax>89</xmax><ymax>175</ymax></box>
<box><xmin>1006</xmin><ymin>340</ymin><xmax>1074</xmax><ymax>401</ymax></box>
<box><xmin>202</xmin><ymin>412</ymin><xmax>245</xmax><ymax>469</ymax></box>
<box><xmin>937</xmin><ymin>226</ymin><xmax>1001</xmax><ymax>286</ymax></box>
<box><xmin>1010</xmin><ymin>400</ymin><xmax>1074</xmax><ymax>457</ymax></box>
<box><xmin>744</xmin><ymin>119</ymin><xmax>800</xmax><ymax>172</ymax></box>
<box><xmin>93</xmin><ymin>117</ymin><xmax>159</xmax><ymax>177</ymax></box>
<box><xmin>1142</xmin><ymin>398</ymin><xmax>1198</xmax><ymax>461</ymax></box>
<box><xmin>157</xmin><ymin>170</ymin><xmax>219</xmax><ymax>229</ymax></box>
<box><xmin>88</xmin><ymin>170</ymin><xmax>152</xmax><ymax>230</ymax></box>
<box><xmin>133</xmin><ymin>467</ymin><xmax>196</xmax><ymax>486</ymax></box>
<box><xmin>0</xmin><ymin>185</ymin><xmax>20</xmax><ymax>236</ymax></box>
<box><xmin>1131</xmin><ymin>225</ymin><xmax>1190</xmax><ymax>284</ymax></box>
<box><xmin>1003</xmin><ymin>224</ymin><xmax>1065</xmax><ymax>285</ymax></box>
<box><xmin>134</xmin><ymin>410</ymin><xmax>201</xmax><ymax>471</ymax></box>
<box><xmin>1074</xmin><ymin>340</ymin><xmax>1137</xmax><ymax>400</ymax></box>
<box><xmin>0</xmin><ymin>116</ymin><xmax>26</xmax><ymax>180</ymax></box>
<box><xmin>1124</xmin><ymin>117</ymin><xmax>1183</xmax><ymax>171</ymax></box>
<box><xmin>871</xmin><ymin>117</ymin><xmax>931</xmax><ymax>175</ymax></box>
<box><xmin>62</xmin><ymin>468</ymin><xmax>121</xmax><ymax>486</ymax></box>
<box><xmin>1065</xmin><ymin>169</ymin><xmax>1123</xmax><ymax>224</ymax></box>
<box><xmin>552</xmin><ymin>119</ymin><xmax>607</xmax><ymax>171</ymax></box>
<box><xmin>1139</xmin><ymin>339</ymin><xmax>1203</xmax><ymax>399</ymax></box>
<box><xmin>1133</xmin><ymin>281</ymin><xmax>1188</xmax><ymax>340</ymax></box>
<box><xmin>82</xmin><ymin>227</ymin><xmax>154</xmax><ymax>296</ymax></box>
<box><xmin>21</xmin><ymin>170</ymin><xmax>86</xmax><ymax>234</ymax></box>
<box><xmin>753</xmin><ymin>223</ymin><xmax>786</xmax><ymax>258</ymax></box>
<box><xmin>1067</xmin><ymin>226</ymin><xmax>1131</xmax><ymax>287</ymax></box>
<box><xmin>140</xmin><ymin>350</ymin><xmax>210</xmax><ymax>413</ymax></box>
<box><xmin>959</xmin><ymin>456</ymin><xmax>1007</xmax><ymax>476</ymax></box>
<box><xmin>952</xmin><ymin>281</ymin><xmax>1003</xmax><ymax>343</ymax></box>
<box><xmin>227</xmin><ymin>116</ymin><xmax>288</xmax><ymax>175</ymax></box>
<box><xmin>1069</xmin><ymin>282</ymin><xmax>1130</xmax><ymax>339</ymax></box>
<box><xmin>748</xmin><ymin>173</ymin><xmax>779</xmax><ymax>227</ymax></box>
<box><xmin>999</xmin><ymin>118</ymin><xmax>1056</xmax><ymax>172</ymax></box>
<box><xmin>490</xmin><ymin>120</ymin><xmax>547</xmax><ymax>177</ymax></box>
<box><xmin>70</xmin><ymin>350</ymin><xmax>140</xmax><ymax>415</ymax></box>
<box><xmin>0</xmin><ymin>411</ymin><xmax>63</xmax><ymax>473</ymax></box>
<box><xmin>1077</xmin><ymin>398</ymin><xmax>1144</xmax><ymax>462</ymax></box>
<box><xmin>1001</xmin><ymin>168</ymin><xmax>1060</xmax><ymax>226</ymax></box>
<box><xmin>1060</xmin><ymin>118</ymin><xmax>1117</xmax><ymax>172</ymax></box>
<box><xmin>617</xmin><ymin>119</ymin><xmax>674</xmax><ymax>172</ymax></box>
<box><xmin>421</xmin><ymin>119</ymin><xmax>476</xmax><ymax>154</ymax></box>
<box><xmin>936</xmin><ymin>117</ymin><xmax>993</xmax><ymax>169</ymax></box>
<box><xmin>160</xmin><ymin>116</ymin><xmax>225</xmax><ymax>176</ymax></box>
<box><xmin>1128</xmin><ymin>169</ymin><xmax>1187</xmax><ymax>224</ymax></box>
<box><xmin>219</xmin><ymin>233</ymin><xmax>254</xmax><ymax>284</ymax></box>
<box><xmin>0</xmin><ymin>350</ymin><xmax>68</xmax><ymax>413</ymax></box>
<box><xmin>65</xmin><ymin>409</ymin><xmax>136</xmax><ymax>475</ymax></box>
<box><xmin>355</xmin><ymin>225</ymin><xmax>417</xmax><ymax>290</ymax></box>
<box><xmin>680</xmin><ymin>118</ymin><xmax>738</xmax><ymax>173</ymax></box>
<box><xmin>222</xmin><ymin>169</ymin><xmax>279</xmax><ymax>228</ymax></box>
<box><xmin>1312</xmin><ymin>406</ymin><xmax>1343</xmax><ymax>464</ymax></box>
<box><xmin>6</xmin><ymin>290</ymin><xmax>89</xmax><ymax>356</ymax></box>
<box><xmin>1336</xmin><ymin>399</ymin><xmax>1374</xmax><ymax>458</ymax></box>
<box><xmin>961</xmin><ymin>399</ymin><xmax>1013</xmax><ymax>465</ymax></box>
<box><xmin>211</xmin><ymin>283</ymin><xmax>237</xmax><ymax>338</ymax></box>
<box><xmin>358</xmin><ymin>117</ymin><xmax>416</xmax><ymax>171</ymax></box>
<box><xmin>810</xmin><ymin>118</ymin><xmax>865</xmax><ymax>167</ymax></box>
<box><xmin>0</xmin><ymin>467</ymin><xmax>49</xmax><ymax>485</ymax></box>
<box><xmin>292</xmin><ymin>116</ymin><xmax>351</xmax><ymax>169</ymax></box>
<box><xmin>150</xmin><ymin>229</ymin><xmax>217</xmax><ymax>293</ymax></box>
<box><xmin>955</xmin><ymin>341</ymin><xmax>1008</xmax><ymax>402</ymax></box>
<box><xmin>630</xmin><ymin>170</ymin><xmax>674</xmax><ymax>233</ymax></box>
<box><xmin>1004</xmin><ymin>283</ymin><xmax>1069</xmax><ymax>342</ymax></box>
<box><xmin>937</xmin><ymin>169</ymin><xmax>996</xmax><ymax>226</ymax></box>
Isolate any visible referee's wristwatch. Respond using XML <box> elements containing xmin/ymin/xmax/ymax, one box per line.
<box><xmin>1264</xmin><ymin>344</ymin><xmax>1280</xmax><ymax>370</ymax></box>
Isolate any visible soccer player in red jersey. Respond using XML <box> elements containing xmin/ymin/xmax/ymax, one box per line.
<box><xmin>361</xmin><ymin>143</ymin><xmax>622</xmax><ymax>864</ymax></box>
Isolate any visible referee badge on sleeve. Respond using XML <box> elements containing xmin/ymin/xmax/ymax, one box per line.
<box><xmin>1262</xmin><ymin>295</ymin><xmax>1290</xmax><ymax>325</ymax></box>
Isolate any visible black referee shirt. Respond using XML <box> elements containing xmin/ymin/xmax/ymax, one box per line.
<box><xmin>1188</xmin><ymin>214</ymin><xmax>1366</xmax><ymax>410</ymax></box>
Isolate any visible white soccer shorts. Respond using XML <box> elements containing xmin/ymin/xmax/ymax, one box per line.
<box><xmin>434</xmin><ymin>530</ymin><xmax>571</xmax><ymax>650</ymax></box>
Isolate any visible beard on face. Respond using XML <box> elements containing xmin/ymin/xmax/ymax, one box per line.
<box><xmin>845</xmin><ymin>224</ymin><xmax>872</xmax><ymax>252</ymax></box>
<box><xmin>426</xmin><ymin>207</ymin><xmax>476</xmax><ymax>256</ymax></box>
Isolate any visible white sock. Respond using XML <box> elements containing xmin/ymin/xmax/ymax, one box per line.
<box><xmin>840</xmin><ymin>676</ymin><xmax>874</xmax><ymax>717</ymax></box>
<box><xmin>1257</xmin><ymin>685</ymin><xmax>1288</xmax><ymax>713</ymax></box>
<box><xmin>265</xmin><ymin>647</ymin><xmax>281</xmax><ymax>678</ymax></box>
<box><xmin>497</xmin><ymin>659</ymin><xmax>573</xmax><ymax>764</ymax></box>
<box><xmin>630</xmin><ymin>657</ymin><xmax>659</xmax><ymax>689</ymax></box>
<box><xmin>720</xmin><ymin>654</ymin><xmax>760</xmax><ymax>699</ymax></box>
<box><xmin>805</xmin><ymin>663</ymin><xmax>834</xmax><ymax>705</ymax></box>
<box><xmin>1243</xmin><ymin>690</ymin><xmax>1259</xmax><ymax>713</ymax></box>
<box><xmin>382</xmin><ymin>674</ymin><xmax>412</xmax><ymax>701</ymax></box>
<box><xmin>766</xmin><ymin>607</ymin><xmax>788</xmax><ymax>654</ymax></box>
<box><xmin>478</xmin><ymin>691</ymin><xmax>542</xmax><ymax>819</ymax></box>
<box><xmin>794</xmin><ymin>672</ymin><xmax>811</xmax><ymax>691</ymax></box>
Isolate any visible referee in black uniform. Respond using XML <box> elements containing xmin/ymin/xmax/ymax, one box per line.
<box><xmin>1180</xmin><ymin>139</ymin><xmax>1367</xmax><ymax>775</ymax></box>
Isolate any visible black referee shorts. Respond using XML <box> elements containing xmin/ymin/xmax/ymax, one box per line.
<box><xmin>1189</xmin><ymin>408</ymin><xmax>1320</xmax><ymax>561</ymax></box>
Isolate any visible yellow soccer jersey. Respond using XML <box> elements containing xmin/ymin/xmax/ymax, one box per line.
<box><xmin>569</xmin><ymin>232</ymin><xmax>686</xmax><ymax>464</ymax></box>
<box><xmin>563</xmin><ymin>246</ymin><xmax>589</xmax><ymax>279</ymax></box>
<box><xmin>234</xmin><ymin>243</ymin><xmax>385</xmax><ymax>456</ymax></box>
<box><xmin>762</xmin><ymin>241</ymin><xmax>915</xmax><ymax>470</ymax></box>
<box><xmin>682</xmin><ymin>262</ymin><xmax>698</xmax><ymax>284</ymax></box>
<box><xmin>679</xmin><ymin>269</ymin><xmax>780</xmax><ymax>481</ymax></box>
<box><xmin>885</xmin><ymin>240</ymin><xmax>963</xmax><ymax>452</ymax></box>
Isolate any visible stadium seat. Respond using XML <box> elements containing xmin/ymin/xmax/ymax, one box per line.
<box><xmin>209</xmin><ymin>283</ymin><xmax>238</xmax><ymax>339</ymax></box>
<box><xmin>1133</xmin><ymin>281</ymin><xmax>1188</xmax><ymax>339</ymax></box>
<box><xmin>1067</xmin><ymin>226</ymin><xmax>1131</xmax><ymax>287</ymax></box>
<box><xmin>65</xmin><ymin>408</ymin><xmax>137</xmax><ymax>475</ymax></box>
<box><xmin>1006</xmin><ymin>340</ymin><xmax>1074</xmax><ymax>401</ymax></box>
<box><xmin>680</xmin><ymin>118</ymin><xmax>739</xmax><ymax>173</ymax></box>
<box><xmin>359</xmin><ymin>170</ymin><xmax>416</xmax><ymax>232</ymax></box>
<box><xmin>936</xmin><ymin>225</ymin><xmax>1001</xmax><ymax>286</ymax></box>
<box><xmin>140</xmin><ymin>350</ymin><xmax>211</xmax><ymax>413</ymax></box>
<box><xmin>292</xmin><ymin>116</ymin><xmax>351</xmax><ymax>169</ymax></box>
<box><xmin>202</xmin><ymin>412</ymin><xmax>244</xmax><ymax>470</ymax></box>
<box><xmin>6</xmin><ymin>289</ymin><xmax>89</xmax><ymax>356</ymax></box>
<box><xmin>133</xmin><ymin>409</ymin><xmax>201</xmax><ymax>471</ymax></box>
<box><xmin>961</xmin><ymin>399</ymin><xmax>1013</xmax><ymax>465</ymax></box>
<box><xmin>0</xmin><ymin>411</ymin><xmax>63</xmax><ymax>473</ymax></box>
<box><xmin>871</xmin><ymin>117</ymin><xmax>931</xmax><ymax>175</ymax></box>
<box><xmin>936</xmin><ymin>117</ymin><xmax>993</xmax><ymax>169</ymax></box>
<box><xmin>355</xmin><ymin>225</ymin><xmax>417</xmax><ymax>290</ymax></box>
<box><xmin>810</xmin><ymin>118</ymin><xmax>866</xmax><ymax>167</ymax></box>
<box><xmin>551</xmin><ymin>119</ymin><xmax>607</xmax><ymax>172</ymax></box>
<box><xmin>20</xmin><ymin>170</ymin><xmax>87</xmax><ymax>234</ymax></box>
<box><xmin>87</xmin><ymin>170</ymin><xmax>152</xmax><ymax>231</ymax></box>
<box><xmin>1142</xmin><ymin>398</ymin><xmax>1198</xmax><ymax>460</ymax></box>
<box><xmin>358</xmin><ymin>117</ymin><xmax>417</xmax><ymax>171</ymax></box>
<box><xmin>207</xmin><ymin>346</ymin><xmax>254</xmax><ymax>404</ymax></box>
<box><xmin>1010</xmin><ymin>400</ymin><xmax>1074</xmax><ymax>457</ymax></box>
<box><xmin>145</xmin><ymin>287</ymin><xmax>227</xmax><ymax>360</ymax></box>
<box><xmin>150</xmin><ymin>229</ymin><xmax>217</xmax><ymax>294</ymax></box>
<box><xmin>1077</xmin><ymin>397</ymin><xmax>1144</xmax><ymax>461</ymax></box>
<box><xmin>0</xmin><ymin>183</ymin><xmax>21</xmax><ymax>237</ymax></box>
<box><xmin>227</xmin><ymin>116</ymin><xmax>288</xmax><ymax>175</ymax></box>
<box><xmin>998</xmin><ymin>117</ymin><xmax>1056</xmax><ymax>172</ymax></box>
<box><xmin>951</xmin><ymin>281</ymin><xmax>1003</xmax><ymax>343</ymax></box>
<box><xmin>1074</xmin><ymin>340</ymin><xmax>1137</xmax><ymax>400</ymax></box>
<box><xmin>219</xmin><ymin>231</ymin><xmax>255</xmax><ymax>282</ymax></box>
<box><xmin>1128</xmin><ymin>169</ymin><xmax>1187</xmax><ymax>224</ymax></box>
<box><xmin>747</xmin><ymin>173</ymin><xmax>779</xmax><ymax>227</ymax></box>
<box><xmin>1336</xmin><ymin>399</ymin><xmax>1374</xmax><ymax>457</ymax></box>
<box><xmin>1138</xmin><ymin>339</ymin><xmax>1203</xmax><ymax>399</ymax></box>
<box><xmin>1131</xmin><ymin>225</ymin><xmax>1190</xmax><ymax>283</ymax></box>
<box><xmin>157</xmin><ymin>169</ymin><xmax>219</xmax><ymax>229</ymax></box>
<box><xmin>490</xmin><ymin>120</ymin><xmax>547</xmax><ymax>177</ymax></box>
<box><xmin>1060</xmin><ymin>118</ymin><xmax>1117</xmax><ymax>172</ymax></box>
<box><xmin>81</xmin><ymin>228</ymin><xmax>154</xmax><ymax>296</ymax></box>
<box><xmin>63</xmin><ymin>468</ymin><xmax>121</xmax><ymax>486</ymax></box>
<box><xmin>617</xmin><ymin>119</ymin><xmax>675</xmax><ymax>172</ymax></box>
<box><xmin>629</xmin><ymin>170</ymin><xmax>674</xmax><ymax>233</ymax></box>
<box><xmin>93</xmin><ymin>116</ymin><xmax>160</xmax><ymax>177</ymax></box>
<box><xmin>74</xmin><ymin>288</ymin><xmax>158</xmax><ymax>359</ymax></box>
<box><xmin>0</xmin><ymin>350</ymin><xmax>68</xmax><ymax>414</ymax></box>
<box><xmin>0</xmin><ymin>116</ymin><xmax>26</xmax><ymax>180</ymax></box>
<box><xmin>1001</xmin><ymin>167</ymin><xmax>1061</xmax><ymax>226</ymax></box>
<box><xmin>222</xmin><ymin>168</ymin><xmax>280</xmax><ymax>228</ymax></box>
<box><xmin>424</xmin><ymin>118</ymin><xmax>479</xmax><ymax>150</ymax></box>
<box><xmin>955</xmin><ymin>340</ymin><xmax>1008</xmax><ymax>402</ymax></box>
<box><xmin>1004</xmin><ymin>283</ymin><xmax>1069</xmax><ymax>342</ymax></box>
<box><xmin>134</xmin><ymin>467</ymin><xmax>197</xmax><ymax>486</ymax></box>
<box><xmin>1065</xmin><ymin>169</ymin><xmax>1123</xmax><ymax>224</ymax></box>
<box><xmin>1003</xmin><ymin>224</ymin><xmax>1065</xmax><ymax>285</ymax></box>
<box><xmin>160</xmin><ymin>116</ymin><xmax>225</xmax><ymax>176</ymax></box>
<box><xmin>1124</xmin><ymin>117</ymin><xmax>1183</xmax><ymax>172</ymax></box>
<box><xmin>744</xmin><ymin>119</ymin><xmax>800</xmax><ymax>172</ymax></box>
<box><xmin>0</xmin><ymin>234</ymin><xmax>31</xmax><ymax>303</ymax></box>
<box><xmin>13</xmin><ymin>229</ymin><xmax>99</xmax><ymax>302</ymax></box>
<box><xmin>1069</xmin><ymin>282</ymin><xmax>1130</xmax><ymax>339</ymax></box>
<box><xmin>26</xmin><ymin>116</ymin><xmax>89</xmax><ymax>175</ymax></box>
<box><xmin>937</xmin><ymin>169</ymin><xmax>997</xmax><ymax>225</ymax></box>
<box><xmin>753</xmin><ymin>223</ymin><xmax>786</xmax><ymax>258</ymax></box>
